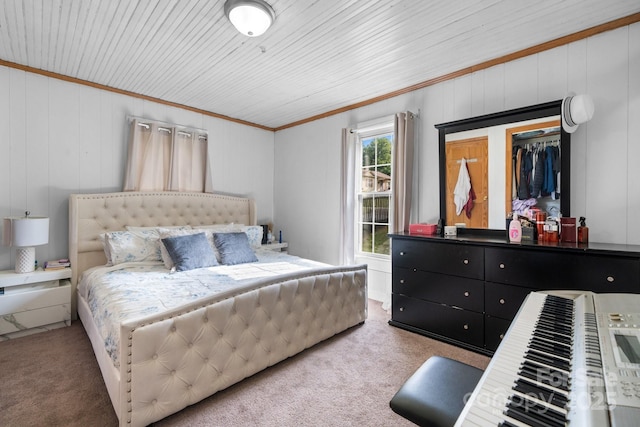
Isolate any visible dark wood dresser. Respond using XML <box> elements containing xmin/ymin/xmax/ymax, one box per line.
<box><xmin>389</xmin><ymin>232</ymin><xmax>640</xmax><ymax>355</ymax></box>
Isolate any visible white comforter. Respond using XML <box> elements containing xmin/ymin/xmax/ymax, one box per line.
<box><xmin>78</xmin><ymin>249</ymin><xmax>328</xmax><ymax>367</ymax></box>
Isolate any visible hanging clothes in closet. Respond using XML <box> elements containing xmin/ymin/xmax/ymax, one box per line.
<box><xmin>518</xmin><ymin>148</ymin><xmax>532</xmax><ymax>199</ymax></box>
<box><xmin>513</xmin><ymin>141</ymin><xmax>560</xmax><ymax>200</ymax></box>
<box><xmin>543</xmin><ymin>145</ymin><xmax>560</xmax><ymax>198</ymax></box>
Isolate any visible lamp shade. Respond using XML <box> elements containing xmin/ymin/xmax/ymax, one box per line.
<box><xmin>225</xmin><ymin>0</ymin><xmax>275</xmax><ymax>37</ymax></box>
<box><xmin>3</xmin><ymin>216</ymin><xmax>49</xmax><ymax>247</ymax></box>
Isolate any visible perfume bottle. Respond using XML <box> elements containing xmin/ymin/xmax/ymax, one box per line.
<box><xmin>508</xmin><ymin>213</ymin><xmax>522</xmax><ymax>243</ymax></box>
<box><xmin>578</xmin><ymin>217</ymin><xmax>589</xmax><ymax>243</ymax></box>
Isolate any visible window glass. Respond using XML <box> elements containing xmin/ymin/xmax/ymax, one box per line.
<box><xmin>357</xmin><ymin>132</ymin><xmax>393</xmax><ymax>256</ymax></box>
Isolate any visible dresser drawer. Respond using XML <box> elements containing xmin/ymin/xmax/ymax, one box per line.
<box><xmin>485</xmin><ymin>282</ymin><xmax>534</xmax><ymax>320</ymax></box>
<box><xmin>485</xmin><ymin>315</ymin><xmax>512</xmax><ymax>352</ymax></box>
<box><xmin>392</xmin><ymin>238</ymin><xmax>484</xmax><ymax>279</ymax></box>
<box><xmin>485</xmin><ymin>248</ymin><xmax>639</xmax><ymax>291</ymax></box>
<box><xmin>393</xmin><ymin>267</ymin><xmax>483</xmax><ymax>312</ymax></box>
<box><xmin>392</xmin><ymin>294</ymin><xmax>484</xmax><ymax>347</ymax></box>
<box><xmin>574</xmin><ymin>256</ymin><xmax>640</xmax><ymax>293</ymax></box>
<box><xmin>485</xmin><ymin>248</ymin><xmax>577</xmax><ymax>288</ymax></box>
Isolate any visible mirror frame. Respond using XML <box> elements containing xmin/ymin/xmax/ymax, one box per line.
<box><xmin>435</xmin><ymin>100</ymin><xmax>571</xmax><ymax>234</ymax></box>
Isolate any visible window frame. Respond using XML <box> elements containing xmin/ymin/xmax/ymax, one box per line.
<box><xmin>354</xmin><ymin>123</ymin><xmax>394</xmax><ymax>259</ymax></box>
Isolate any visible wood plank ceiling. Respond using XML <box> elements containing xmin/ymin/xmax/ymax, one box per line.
<box><xmin>0</xmin><ymin>0</ymin><xmax>639</xmax><ymax>130</ymax></box>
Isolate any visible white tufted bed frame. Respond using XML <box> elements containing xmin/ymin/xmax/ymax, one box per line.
<box><xmin>69</xmin><ymin>192</ymin><xmax>368</xmax><ymax>426</ymax></box>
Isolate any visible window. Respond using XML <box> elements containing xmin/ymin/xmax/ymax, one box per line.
<box><xmin>356</xmin><ymin>127</ymin><xmax>393</xmax><ymax>256</ymax></box>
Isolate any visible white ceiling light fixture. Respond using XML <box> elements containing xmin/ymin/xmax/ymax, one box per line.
<box><xmin>225</xmin><ymin>0</ymin><xmax>276</xmax><ymax>37</ymax></box>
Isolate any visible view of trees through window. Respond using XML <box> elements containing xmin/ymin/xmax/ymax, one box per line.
<box><xmin>359</xmin><ymin>133</ymin><xmax>393</xmax><ymax>255</ymax></box>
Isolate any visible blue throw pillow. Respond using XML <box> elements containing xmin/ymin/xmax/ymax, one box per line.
<box><xmin>213</xmin><ymin>232</ymin><xmax>258</xmax><ymax>265</ymax></box>
<box><xmin>161</xmin><ymin>232</ymin><xmax>218</xmax><ymax>271</ymax></box>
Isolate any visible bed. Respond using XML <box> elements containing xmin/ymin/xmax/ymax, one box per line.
<box><xmin>69</xmin><ymin>191</ymin><xmax>368</xmax><ymax>427</ymax></box>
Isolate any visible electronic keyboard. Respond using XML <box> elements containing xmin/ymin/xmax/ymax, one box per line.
<box><xmin>455</xmin><ymin>291</ymin><xmax>640</xmax><ymax>426</ymax></box>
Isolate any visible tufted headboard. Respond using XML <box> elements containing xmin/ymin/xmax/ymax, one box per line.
<box><xmin>68</xmin><ymin>191</ymin><xmax>256</xmax><ymax>317</ymax></box>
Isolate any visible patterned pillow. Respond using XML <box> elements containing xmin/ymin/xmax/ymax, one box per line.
<box><xmin>98</xmin><ymin>233</ymin><xmax>113</xmax><ymax>265</ymax></box>
<box><xmin>103</xmin><ymin>230</ymin><xmax>162</xmax><ymax>265</ymax></box>
<box><xmin>240</xmin><ymin>225</ymin><xmax>264</xmax><ymax>248</ymax></box>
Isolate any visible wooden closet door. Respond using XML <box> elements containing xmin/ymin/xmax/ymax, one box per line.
<box><xmin>445</xmin><ymin>137</ymin><xmax>488</xmax><ymax>228</ymax></box>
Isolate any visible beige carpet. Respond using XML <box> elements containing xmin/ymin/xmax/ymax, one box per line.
<box><xmin>0</xmin><ymin>300</ymin><xmax>489</xmax><ymax>426</ymax></box>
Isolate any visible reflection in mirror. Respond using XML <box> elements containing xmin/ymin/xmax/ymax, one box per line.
<box><xmin>507</xmin><ymin>121</ymin><xmax>561</xmax><ymax>221</ymax></box>
<box><xmin>436</xmin><ymin>100</ymin><xmax>571</xmax><ymax>231</ymax></box>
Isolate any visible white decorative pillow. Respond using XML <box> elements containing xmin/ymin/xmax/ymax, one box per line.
<box><xmin>239</xmin><ymin>225</ymin><xmax>264</xmax><ymax>248</ymax></box>
<box><xmin>194</xmin><ymin>224</ymin><xmax>262</xmax><ymax>248</ymax></box>
<box><xmin>126</xmin><ymin>225</ymin><xmax>192</xmax><ymax>232</ymax></box>
<box><xmin>192</xmin><ymin>224</ymin><xmax>242</xmax><ymax>261</ymax></box>
<box><xmin>192</xmin><ymin>224</ymin><xmax>242</xmax><ymax>232</ymax></box>
<box><xmin>98</xmin><ymin>233</ymin><xmax>113</xmax><ymax>265</ymax></box>
<box><xmin>104</xmin><ymin>230</ymin><xmax>162</xmax><ymax>265</ymax></box>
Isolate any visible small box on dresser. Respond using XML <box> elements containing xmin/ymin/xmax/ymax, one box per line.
<box><xmin>0</xmin><ymin>268</ymin><xmax>72</xmax><ymax>340</ymax></box>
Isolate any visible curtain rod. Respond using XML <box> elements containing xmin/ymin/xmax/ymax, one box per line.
<box><xmin>128</xmin><ymin>115</ymin><xmax>208</xmax><ymax>139</ymax></box>
<box><xmin>350</xmin><ymin>111</ymin><xmax>418</xmax><ymax>134</ymax></box>
<box><xmin>135</xmin><ymin>122</ymin><xmax>207</xmax><ymax>140</ymax></box>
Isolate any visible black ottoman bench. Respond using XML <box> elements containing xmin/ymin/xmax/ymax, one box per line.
<box><xmin>389</xmin><ymin>356</ymin><xmax>484</xmax><ymax>427</ymax></box>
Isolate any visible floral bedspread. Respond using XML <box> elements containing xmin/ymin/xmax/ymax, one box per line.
<box><xmin>78</xmin><ymin>250</ymin><xmax>328</xmax><ymax>367</ymax></box>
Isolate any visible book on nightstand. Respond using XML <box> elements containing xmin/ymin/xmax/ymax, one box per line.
<box><xmin>44</xmin><ymin>259</ymin><xmax>71</xmax><ymax>270</ymax></box>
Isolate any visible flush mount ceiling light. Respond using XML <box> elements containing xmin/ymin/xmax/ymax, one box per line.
<box><xmin>224</xmin><ymin>0</ymin><xmax>275</xmax><ymax>37</ymax></box>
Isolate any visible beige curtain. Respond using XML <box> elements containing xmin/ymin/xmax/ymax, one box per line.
<box><xmin>123</xmin><ymin>118</ymin><xmax>213</xmax><ymax>192</ymax></box>
<box><xmin>339</xmin><ymin>128</ymin><xmax>357</xmax><ymax>265</ymax></box>
<box><xmin>391</xmin><ymin>112</ymin><xmax>415</xmax><ymax>232</ymax></box>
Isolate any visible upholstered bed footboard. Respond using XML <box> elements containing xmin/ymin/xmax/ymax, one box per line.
<box><xmin>118</xmin><ymin>265</ymin><xmax>367</xmax><ymax>427</ymax></box>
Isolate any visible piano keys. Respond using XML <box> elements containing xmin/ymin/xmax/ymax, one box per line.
<box><xmin>456</xmin><ymin>291</ymin><xmax>640</xmax><ymax>426</ymax></box>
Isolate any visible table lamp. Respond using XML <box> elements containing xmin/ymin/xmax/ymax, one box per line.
<box><xmin>3</xmin><ymin>211</ymin><xmax>49</xmax><ymax>273</ymax></box>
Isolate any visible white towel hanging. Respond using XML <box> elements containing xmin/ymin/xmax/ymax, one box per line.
<box><xmin>453</xmin><ymin>158</ymin><xmax>471</xmax><ymax>215</ymax></box>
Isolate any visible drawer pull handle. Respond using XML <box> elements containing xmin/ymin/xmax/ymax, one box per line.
<box><xmin>399</xmin><ymin>307</ymin><xmax>404</xmax><ymax>312</ymax></box>
<box><xmin>413</xmin><ymin>268</ymin><xmax>417</xmax><ymax>272</ymax></box>
<box><xmin>399</xmin><ymin>251</ymin><xmax>405</xmax><ymax>256</ymax></box>
<box><xmin>499</xmin><ymin>298</ymin><xmax>505</xmax><ymax>305</ymax></box>
<box><xmin>463</xmin><ymin>324</ymin><xmax>469</xmax><ymax>330</ymax></box>
<box><xmin>499</xmin><ymin>333</ymin><xmax>505</xmax><ymax>339</ymax></box>
<box><xmin>400</xmin><ymin>279</ymin><xmax>405</xmax><ymax>284</ymax></box>
<box><xmin>607</xmin><ymin>276</ymin><xmax>615</xmax><ymax>283</ymax></box>
<box><xmin>464</xmin><ymin>291</ymin><xmax>469</xmax><ymax>297</ymax></box>
<box><xmin>463</xmin><ymin>259</ymin><xmax>469</xmax><ymax>265</ymax></box>
<box><xmin>499</xmin><ymin>263</ymin><xmax>505</xmax><ymax>269</ymax></box>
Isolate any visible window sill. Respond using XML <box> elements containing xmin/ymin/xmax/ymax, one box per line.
<box><xmin>355</xmin><ymin>254</ymin><xmax>391</xmax><ymax>274</ymax></box>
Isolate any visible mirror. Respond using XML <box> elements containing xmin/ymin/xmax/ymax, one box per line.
<box><xmin>436</xmin><ymin>100</ymin><xmax>571</xmax><ymax>231</ymax></box>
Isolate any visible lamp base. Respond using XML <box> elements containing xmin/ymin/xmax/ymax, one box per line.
<box><xmin>15</xmin><ymin>247</ymin><xmax>36</xmax><ymax>273</ymax></box>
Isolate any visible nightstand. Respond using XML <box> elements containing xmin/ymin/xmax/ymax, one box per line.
<box><xmin>0</xmin><ymin>268</ymin><xmax>72</xmax><ymax>340</ymax></box>
<box><xmin>261</xmin><ymin>242</ymin><xmax>288</xmax><ymax>252</ymax></box>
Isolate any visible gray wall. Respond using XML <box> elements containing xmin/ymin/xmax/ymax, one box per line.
<box><xmin>274</xmin><ymin>22</ymin><xmax>640</xmax><ymax>302</ymax></box>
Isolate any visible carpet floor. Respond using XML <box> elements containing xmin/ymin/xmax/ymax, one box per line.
<box><xmin>0</xmin><ymin>300</ymin><xmax>489</xmax><ymax>426</ymax></box>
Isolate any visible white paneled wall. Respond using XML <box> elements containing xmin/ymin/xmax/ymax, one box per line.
<box><xmin>1</xmin><ymin>22</ymin><xmax>637</xmax><ymax>304</ymax></box>
<box><xmin>274</xmin><ymin>23</ymin><xmax>640</xmax><ymax>303</ymax></box>
<box><xmin>0</xmin><ymin>68</ymin><xmax>274</xmax><ymax>271</ymax></box>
